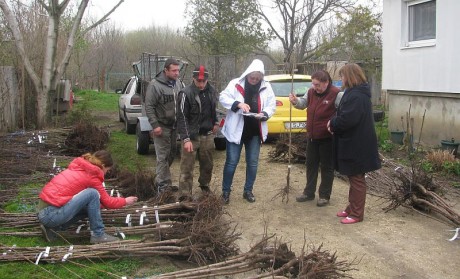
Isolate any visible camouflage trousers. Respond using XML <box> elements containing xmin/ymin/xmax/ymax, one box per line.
<box><xmin>179</xmin><ymin>134</ymin><xmax>215</xmax><ymax>195</ymax></box>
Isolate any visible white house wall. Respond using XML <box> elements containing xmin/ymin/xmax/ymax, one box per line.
<box><xmin>382</xmin><ymin>0</ymin><xmax>460</xmax><ymax>146</ymax></box>
<box><xmin>382</xmin><ymin>0</ymin><xmax>460</xmax><ymax>93</ymax></box>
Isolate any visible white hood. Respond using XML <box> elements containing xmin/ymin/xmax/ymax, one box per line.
<box><xmin>239</xmin><ymin>59</ymin><xmax>265</xmax><ymax>80</ymax></box>
<box><xmin>219</xmin><ymin>58</ymin><xmax>276</xmax><ymax>144</ymax></box>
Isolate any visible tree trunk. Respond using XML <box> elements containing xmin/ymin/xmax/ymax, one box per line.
<box><xmin>1</xmin><ymin>0</ymin><xmax>123</xmax><ymax>128</ymax></box>
<box><xmin>36</xmin><ymin>86</ymin><xmax>48</xmax><ymax>128</ymax></box>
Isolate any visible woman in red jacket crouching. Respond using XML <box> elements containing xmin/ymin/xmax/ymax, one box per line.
<box><xmin>37</xmin><ymin>150</ymin><xmax>138</xmax><ymax>244</ymax></box>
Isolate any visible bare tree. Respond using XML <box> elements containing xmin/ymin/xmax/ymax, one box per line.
<box><xmin>315</xmin><ymin>6</ymin><xmax>382</xmax><ymax>64</ymax></box>
<box><xmin>0</xmin><ymin>0</ymin><xmax>123</xmax><ymax>128</ymax></box>
<box><xmin>79</xmin><ymin>23</ymin><xmax>126</xmax><ymax>91</ymax></box>
<box><xmin>256</xmin><ymin>0</ymin><xmax>353</xmax><ymax>65</ymax></box>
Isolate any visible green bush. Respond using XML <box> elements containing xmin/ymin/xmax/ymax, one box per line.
<box><xmin>374</xmin><ymin>109</ymin><xmax>392</xmax><ymax>152</ymax></box>
<box><xmin>379</xmin><ymin>140</ymin><xmax>394</xmax><ymax>152</ymax></box>
<box><xmin>442</xmin><ymin>160</ymin><xmax>460</xmax><ymax>176</ymax></box>
<box><xmin>65</xmin><ymin>101</ymin><xmax>94</xmax><ymax>124</ymax></box>
<box><xmin>420</xmin><ymin>160</ymin><xmax>434</xmax><ymax>173</ymax></box>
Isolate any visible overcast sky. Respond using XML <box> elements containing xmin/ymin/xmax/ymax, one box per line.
<box><xmin>89</xmin><ymin>0</ymin><xmax>187</xmax><ymax>30</ymax></box>
<box><xmin>89</xmin><ymin>0</ymin><xmax>382</xmax><ymax>32</ymax></box>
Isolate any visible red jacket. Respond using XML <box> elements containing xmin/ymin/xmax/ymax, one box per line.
<box><xmin>306</xmin><ymin>85</ymin><xmax>340</xmax><ymax>139</ymax></box>
<box><xmin>39</xmin><ymin>157</ymin><xmax>126</xmax><ymax>209</ymax></box>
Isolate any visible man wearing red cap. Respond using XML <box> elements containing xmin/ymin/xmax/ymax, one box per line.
<box><xmin>177</xmin><ymin>65</ymin><xmax>219</xmax><ymax>195</ymax></box>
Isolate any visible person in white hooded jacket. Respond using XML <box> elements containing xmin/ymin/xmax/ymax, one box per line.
<box><xmin>219</xmin><ymin>59</ymin><xmax>276</xmax><ymax>204</ymax></box>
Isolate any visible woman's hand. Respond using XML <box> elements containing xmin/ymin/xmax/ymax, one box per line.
<box><xmin>237</xmin><ymin>102</ymin><xmax>251</xmax><ymax>113</ymax></box>
<box><xmin>327</xmin><ymin>120</ymin><xmax>333</xmax><ymax>134</ymax></box>
<box><xmin>125</xmin><ymin>196</ymin><xmax>138</xmax><ymax>205</ymax></box>
<box><xmin>289</xmin><ymin>93</ymin><xmax>298</xmax><ymax>105</ymax></box>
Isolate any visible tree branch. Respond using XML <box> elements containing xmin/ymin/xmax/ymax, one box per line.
<box><xmin>36</xmin><ymin>0</ymin><xmax>50</xmax><ymax>11</ymax></box>
<box><xmin>52</xmin><ymin>0</ymin><xmax>89</xmax><ymax>88</ymax></box>
<box><xmin>253</xmin><ymin>46</ymin><xmax>278</xmax><ymax>65</ymax></box>
<box><xmin>82</xmin><ymin>0</ymin><xmax>124</xmax><ymax>34</ymax></box>
<box><xmin>56</xmin><ymin>0</ymin><xmax>71</xmax><ymax>11</ymax></box>
<box><xmin>255</xmin><ymin>5</ymin><xmax>287</xmax><ymax>50</ymax></box>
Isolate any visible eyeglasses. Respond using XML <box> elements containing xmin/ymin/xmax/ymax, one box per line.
<box><xmin>312</xmin><ymin>82</ymin><xmax>322</xmax><ymax>87</ymax></box>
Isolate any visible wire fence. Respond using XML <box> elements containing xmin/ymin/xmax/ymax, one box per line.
<box><xmin>105</xmin><ymin>54</ymin><xmax>262</xmax><ymax>93</ymax></box>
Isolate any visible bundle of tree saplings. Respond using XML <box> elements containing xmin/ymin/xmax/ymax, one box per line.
<box><xmin>107</xmin><ymin>168</ymin><xmax>157</xmax><ymax>200</ymax></box>
<box><xmin>150</xmin><ymin>236</ymin><xmax>355</xmax><ymax>279</ymax></box>
<box><xmin>63</xmin><ymin>122</ymin><xmax>110</xmax><ymax>156</ymax></box>
<box><xmin>0</xmin><ymin>198</ymin><xmax>201</xmax><ymax>236</ymax></box>
<box><xmin>366</xmin><ymin>155</ymin><xmax>460</xmax><ymax>226</ymax></box>
<box><xmin>268</xmin><ymin>133</ymin><xmax>308</xmax><ymax>163</ymax></box>
<box><xmin>0</xmin><ymin>195</ymin><xmax>241</xmax><ymax>265</ymax></box>
<box><xmin>0</xmin><ymin>124</ymin><xmax>110</xmax><ymax>207</ymax></box>
<box><xmin>0</xmin><ymin>238</ymin><xmax>212</xmax><ymax>263</ymax></box>
<box><xmin>0</xmin><ymin>130</ymin><xmax>57</xmax><ymax>180</ymax></box>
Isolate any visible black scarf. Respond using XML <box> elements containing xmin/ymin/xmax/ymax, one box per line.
<box><xmin>241</xmin><ymin>78</ymin><xmax>262</xmax><ymax>142</ymax></box>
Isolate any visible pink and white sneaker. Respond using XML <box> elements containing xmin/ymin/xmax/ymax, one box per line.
<box><xmin>340</xmin><ymin>217</ymin><xmax>360</xmax><ymax>224</ymax></box>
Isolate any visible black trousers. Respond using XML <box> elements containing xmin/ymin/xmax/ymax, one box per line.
<box><xmin>303</xmin><ymin>138</ymin><xmax>334</xmax><ymax>199</ymax></box>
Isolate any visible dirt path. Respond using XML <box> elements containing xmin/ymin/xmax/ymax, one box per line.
<box><xmin>169</xmin><ymin>145</ymin><xmax>459</xmax><ymax>279</ymax></box>
<box><xmin>110</xmin><ymin>115</ymin><xmax>459</xmax><ymax>278</ymax></box>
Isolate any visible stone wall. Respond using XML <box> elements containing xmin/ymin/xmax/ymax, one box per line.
<box><xmin>388</xmin><ymin>90</ymin><xmax>460</xmax><ymax>147</ymax></box>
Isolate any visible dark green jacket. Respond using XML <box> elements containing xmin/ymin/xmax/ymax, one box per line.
<box><xmin>145</xmin><ymin>71</ymin><xmax>184</xmax><ymax>129</ymax></box>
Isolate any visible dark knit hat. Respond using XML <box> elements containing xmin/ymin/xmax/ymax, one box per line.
<box><xmin>192</xmin><ymin>65</ymin><xmax>209</xmax><ymax>81</ymax></box>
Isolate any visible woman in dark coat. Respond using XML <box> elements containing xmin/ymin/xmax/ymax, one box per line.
<box><xmin>327</xmin><ymin>64</ymin><xmax>381</xmax><ymax>224</ymax></box>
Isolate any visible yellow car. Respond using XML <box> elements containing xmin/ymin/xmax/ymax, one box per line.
<box><xmin>265</xmin><ymin>74</ymin><xmax>312</xmax><ymax>136</ymax></box>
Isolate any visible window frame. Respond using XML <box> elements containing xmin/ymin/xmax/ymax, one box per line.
<box><xmin>401</xmin><ymin>0</ymin><xmax>436</xmax><ymax>49</ymax></box>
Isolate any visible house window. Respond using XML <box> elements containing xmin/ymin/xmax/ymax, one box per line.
<box><xmin>408</xmin><ymin>0</ymin><xmax>436</xmax><ymax>41</ymax></box>
<box><xmin>402</xmin><ymin>0</ymin><xmax>436</xmax><ymax>48</ymax></box>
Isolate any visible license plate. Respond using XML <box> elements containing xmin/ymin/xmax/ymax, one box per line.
<box><xmin>284</xmin><ymin>122</ymin><xmax>306</xmax><ymax>129</ymax></box>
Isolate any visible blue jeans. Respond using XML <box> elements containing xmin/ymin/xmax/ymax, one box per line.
<box><xmin>222</xmin><ymin>136</ymin><xmax>261</xmax><ymax>193</ymax></box>
<box><xmin>37</xmin><ymin>188</ymin><xmax>105</xmax><ymax>237</ymax></box>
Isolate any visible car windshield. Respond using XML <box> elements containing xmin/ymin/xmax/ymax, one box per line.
<box><xmin>270</xmin><ymin>80</ymin><xmax>312</xmax><ymax>97</ymax></box>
